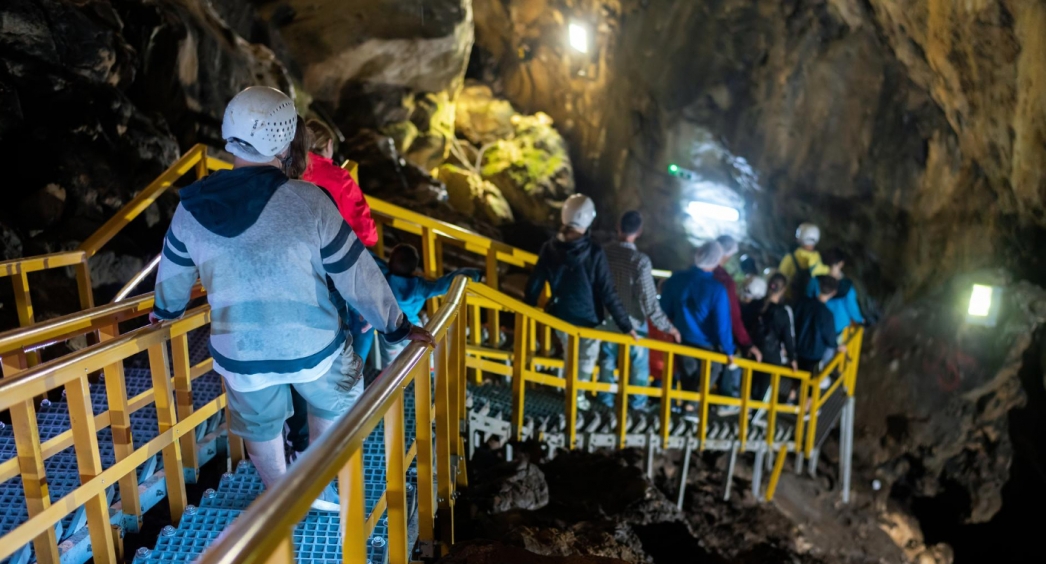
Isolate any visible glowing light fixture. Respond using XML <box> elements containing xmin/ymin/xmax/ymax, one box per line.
<box><xmin>569</xmin><ymin>23</ymin><xmax>589</xmax><ymax>53</ymax></box>
<box><xmin>668</xmin><ymin>164</ymin><xmax>679</xmax><ymax>173</ymax></box>
<box><xmin>687</xmin><ymin>201</ymin><xmax>740</xmax><ymax>222</ymax></box>
<box><xmin>967</xmin><ymin>284</ymin><xmax>993</xmax><ymax>317</ymax></box>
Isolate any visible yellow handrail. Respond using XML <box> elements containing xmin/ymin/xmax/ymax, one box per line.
<box><xmin>197</xmin><ymin>277</ymin><xmax>471</xmax><ymax>564</ymax></box>
<box><xmin>0</xmin><ymin>305</ymin><xmax>220</xmax><ymax>563</ymax></box>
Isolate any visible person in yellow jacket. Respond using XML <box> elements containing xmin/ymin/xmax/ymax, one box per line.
<box><xmin>778</xmin><ymin>222</ymin><xmax>829</xmax><ymax>300</ymax></box>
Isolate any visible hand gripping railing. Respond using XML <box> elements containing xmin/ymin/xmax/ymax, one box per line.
<box><xmin>197</xmin><ymin>276</ymin><xmax>471</xmax><ymax>564</ymax></box>
<box><xmin>0</xmin><ymin>304</ymin><xmax>227</xmax><ymax>564</ymax></box>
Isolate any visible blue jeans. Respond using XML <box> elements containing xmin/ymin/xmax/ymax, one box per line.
<box><xmin>597</xmin><ymin>324</ymin><xmax>650</xmax><ymax>409</ymax></box>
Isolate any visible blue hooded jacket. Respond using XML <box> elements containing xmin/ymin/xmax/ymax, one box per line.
<box><xmin>659</xmin><ymin>267</ymin><xmax>735</xmax><ymax>355</ymax></box>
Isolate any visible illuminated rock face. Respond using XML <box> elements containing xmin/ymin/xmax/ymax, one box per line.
<box><xmin>471</xmin><ymin>0</ymin><xmax>1046</xmax><ymax>297</ymax></box>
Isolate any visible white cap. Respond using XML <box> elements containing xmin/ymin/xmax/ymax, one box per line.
<box><xmin>715</xmin><ymin>235</ymin><xmax>739</xmax><ymax>257</ymax></box>
<box><xmin>741</xmin><ymin>276</ymin><xmax>768</xmax><ymax>300</ymax></box>
<box><xmin>561</xmin><ymin>194</ymin><xmax>597</xmax><ymax>231</ymax></box>
<box><xmin>222</xmin><ymin>87</ymin><xmax>298</xmax><ymax>163</ymax></box>
<box><xmin>694</xmin><ymin>241</ymin><xmax>724</xmax><ymax>270</ymax></box>
<box><xmin>796</xmin><ymin>222</ymin><xmax>820</xmax><ymax>246</ymax></box>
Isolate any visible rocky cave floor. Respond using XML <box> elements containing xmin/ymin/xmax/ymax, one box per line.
<box><xmin>440</xmin><ymin>441</ymin><xmax>942</xmax><ymax>564</ymax></box>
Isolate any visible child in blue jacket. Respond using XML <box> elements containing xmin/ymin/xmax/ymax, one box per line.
<box><xmin>378</xmin><ymin>244</ymin><xmax>482</xmax><ymax>366</ymax></box>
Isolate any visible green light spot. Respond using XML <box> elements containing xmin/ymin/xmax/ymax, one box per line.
<box><xmin>669</xmin><ymin>164</ymin><xmax>679</xmax><ymax>173</ymax></box>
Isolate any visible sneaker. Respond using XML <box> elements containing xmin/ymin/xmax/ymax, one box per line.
<box><xmin>577</xmin><ymin>394</ymin><xmax>592</xmax><ymax>411</ymax></box>
<box><xmin>682</xmin><ymin>412</ymin><xmax>700</xmax><ymax>423</ymax></box>
<box><xmin>310</xmin><ymin>483</ymin><xmax>340</xmax><ymax>512</ymax></box>
<box><xmin>717</xmin><ymin>406</ymin><xmax>740</xmax><ymax>417</ymax></box>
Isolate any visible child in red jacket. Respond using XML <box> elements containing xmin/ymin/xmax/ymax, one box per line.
<box><xmin>303</xmin><ymin>120</ymin><xmax>379</xmax><ymax>247</ymax></box>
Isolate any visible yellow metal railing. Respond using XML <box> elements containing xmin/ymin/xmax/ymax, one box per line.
<box><xmin>0</xmin><ymin>302</ymin><xmax>238</xmax><ymax>564</ymax></box>
<box><xmin>197</xmin><ymin>277</ymin><xmax>471</xmax><ymax>564</ymax></box>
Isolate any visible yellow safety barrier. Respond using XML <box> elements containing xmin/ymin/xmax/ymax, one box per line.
<box><xmin>462</xmin><ymin>282</ymin><xmax>822</xmax><ymax>453</ymax></box>
<box><xmin>0</xmin><ymin>304</ymin><xmax>232</xmax><ymax>564</ymax></box>
<box><xmin>197</xmin><ymin>277</ymin><xmax>472</xmax><ymax>564</ymax></box>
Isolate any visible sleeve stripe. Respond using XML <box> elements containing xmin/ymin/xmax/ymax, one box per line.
<box><xmin>165</xmin><ymin>229</ymin><xmax>188</xmax><ymax>253</ymax></box>
<box><xmin>321</xmin><ymin>223</ymin><xmax>353</xmax><ymax>259</ymax></box>
<box><xmin>153</xmin><ymin>305</ymin><xmax>186</xmax><ymax>320</ymax></box>
<box><xmin>324</xmin><ymin>239</ymin><xmax>365</xmax><ymax>274</ymax></box>
<box><xmin>385</xmin><ymin>315</ymin><xmax>412</xmax><ymax>343</ymax></box>
<box><xmin>163</xmin><ymin>242</ymin><xmax>195</xmax><ymax>267</ymax></box>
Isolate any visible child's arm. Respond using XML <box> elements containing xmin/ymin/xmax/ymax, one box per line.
<box><xmin>418</xmin><ymin>268</ymin><xmax>482</xmax><ymax>300</ymax></box>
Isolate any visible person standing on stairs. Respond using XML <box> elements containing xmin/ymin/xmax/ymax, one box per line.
<box><xmin>743</xmin><ymin>273</ymin><xmax>798</xmax><ymax>402</ymax></box>
<box><xmin>794</xmin><ymin>275</ymin><xmax>847</xmax><ymax>397</ymax></box>
<box><xmin>283</xmin><ymin>119</ymin><xmax>383</xmax><ymax>462</ymax></box>
<box><xmin>805</xmin><ymin>248</ymin><xmax>865</xmax><ymax>337</ymax></box>
<box><xmin>151</xmin><ymin>86</ymin><xmax>433</xmax><ymax>511</ymax></box>
<box><xmin>596</xmin><ymin>211</ymin><xmax>680</xmax><ymax>410</ymax></box>
<box><xmin>712</xmin><ymin>235</ymin><xmax>761</xmax><ymax>416</ymax></box>
<box><xmin>659</xmin><ymin>240</ymin><xmax>736</xmax><ymax>419</ymax></box>
<box><xmin>778</xmin><ymin>222</ymin><xmax>829</xmax><ymax>301</ymax></box>
<box><xmin>524</xmin><ymin>194</ymin><xmax>637</xmax><ymax>411</ymax></box>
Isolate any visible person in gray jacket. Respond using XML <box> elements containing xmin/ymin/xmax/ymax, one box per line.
<box><xmin>152</xmin><ymin>86</ymin><xmax>432</xmax><ymax>510</ymax></box>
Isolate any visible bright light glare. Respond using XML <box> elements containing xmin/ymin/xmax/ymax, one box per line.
<box><xmin>687</xmin><ymin>201</ymin><xmax>740</xmax><ymax>222</ymax></box>
<box><xmin>669</xmin><ymin>164</ymin><xmax>679</xmax><ymax>173</ymax></box>
<box><xmin>968</xmin><ymin>284</ymin><xmax>993</xmax><ymax>317</ymax></box>
<box><xmin>569</xmin><ymin>23</ymin><xmax>589</xmax><ymax>53</ymax></box>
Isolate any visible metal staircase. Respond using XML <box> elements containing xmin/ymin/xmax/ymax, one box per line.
<box><xmin>0</xmin><ymin>144</ymin><xmax>863</xmax><ymax>564</ymax></box>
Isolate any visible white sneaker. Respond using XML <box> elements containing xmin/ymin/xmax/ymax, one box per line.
<box><xmin>310</xmin><ymin>483</ymin><xmax>340</xmax><ymax>512</ymax></box>
<box><xmin>577</xmin><ymin>394</ymin><xmax>591</xmax><ymax>411</ymax></box>
<box><xmin>717</xmin><ymin>406</ymin><xmax>740</xmax><ymax>417</ymax></box>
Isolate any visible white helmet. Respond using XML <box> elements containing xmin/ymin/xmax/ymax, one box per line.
<box><xmin>741</xmin><ymin>276</ymin><xmax>768</xmax><ymax>301</ymax></box>
<box><xmin>222</xmin><ymin>87</ymin><xmax>298</xmax><ymax>163</ymax></box>
<box><xmin>561</xmin><ymin>194</ymin><xmax>597</xmax><ymax>231</ymax></box>
<box><xmin>796</xmin><ymin>222</ymin><xmax>820</xmax><ymax>246</ymax></box>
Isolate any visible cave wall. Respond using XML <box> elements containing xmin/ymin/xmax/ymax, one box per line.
<box><xmin>471</xmin><ymin>0</ymin><xmax>1046</xmax><ymax>298</ymax></box>
<box><xmin>0</xmin><ymin>0</ymin><xmax>294</xmax><ymax>322</ymax></box>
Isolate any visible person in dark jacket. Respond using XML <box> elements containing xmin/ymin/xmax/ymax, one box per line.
<box><xmin>794</xmin><ymin>275</ymin><xmax>847</xmax><ymax>395</ymax></box>
<box><xmin>744</xmin><ymin>274</ymin><xmax>798</xmax><ymax>401</ymax></box>
<box><xmin>805</xmin><ymin>248</ymin><xmax>865</xmax><ymax>336</ymax></box>
<box><xmin>659</xmin><ymin>241</ymin><xmax>736</xmax><ymax>417</ymax></box>
<box><xmin>524</xmin><ymin>194</ymin><xmax>636</xmax><ymax>411</ymax></box>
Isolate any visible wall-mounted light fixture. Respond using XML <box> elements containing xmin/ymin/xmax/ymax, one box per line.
<box><xmin>966</xmin><ymin>284</ymin><xmax>1001</xmax><ymax>327</ymax></box>
<box><xmin>568</xmin><ymin>22</ymin><xmax>590</xmax><ymax>53</ymax></box>
<box><xmin>687</xmin><ymin>201</ymin><xmax>741</xmax><ymax>222</ymax></box>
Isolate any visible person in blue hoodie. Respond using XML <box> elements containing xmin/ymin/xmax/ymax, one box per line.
<box><xmin>152</xmin><ymin>87</ymin><xmax>433</xmax><ymax>511</ymax></box>
<box><xmin>806</xmin><ymin>248</ymin><xmax>865</xmax><ymax>336</ymax></box>
<box><xmin>378</xmin><ymin>244</ymin><xmax>482</xmax><ymax>367</ymax></box>
<box><xmin>523</xmin><ymin>194</ymin><xmax>636</xmax><ymax>411</ymax></box>
<box><xmin>659</xmin><ymin>240</ymin><xmax>736</xmax><ymax>418</ymax></box>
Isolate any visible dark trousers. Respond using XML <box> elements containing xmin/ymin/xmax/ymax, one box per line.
<box><xmin>676</xmin><ymin>355</ymin><xmax>735</xmax><ymax>399</ymax></box>
<box><xmin>286</xmin><ymin>387</ymin><xmax>310</xmax><ymax>452</ymax></box>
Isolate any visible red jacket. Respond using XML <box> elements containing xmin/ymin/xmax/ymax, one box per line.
<box><xmin>303</xmin><ymin>153</ymin><xmax>379</xmax><ymax>247</ymax></box>
<box><xmin>713</xmin><ymin>266</ymin><xmax>753</xmax><ymax>350</ymax></box>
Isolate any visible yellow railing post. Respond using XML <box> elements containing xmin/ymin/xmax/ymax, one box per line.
<box><xmin>65</xmin><ymin>375</ymin><xmax>117</xmax><ymax>564</ymax></box>
<box><xmin>73</xmin><ymin>257</ymin><xmax>95</xmax><ymax>311</ymax></box>
<box><xmin>698</xmin><ymin>359</ymin><xmax>711</xmax><ymax>450</ymax></box>
<box><xmin>616</xmin><ymin>342</ymin><xmax>631</xmax><ymax>449</ymax></box>
<box><xmin>469</xmin><ymin>302</ymin><xmax>482</xmax><ymax>383</ymax></box>
<box><xmin>147</xmin><ymin>343</ymin><xmax>188</xmax><ymax>524</ymax></box>
<box><xmin>805</xmin><ymin>379</ymin><xmax>822</xmax><ymax>457</ymax></box>
<box><xmin>195</xmin><ymin>146</ymin><xmax>209</xmax><ymax>180</ymax></box>
<box><xmin>414</xmin><ymin>351</ymin><xmax>436</xmax><ymax>554</ymax></box>
<box><xmin>171</xmin><ymin>333</ymin><xmax>199</xmax><ymax>482</ymax></box>
<box><xmin>435</xmin><ymin>310</ymin><xmax>460</xmax><ymax>553</ymax></box>
<box><xmin>511</xmin><ymin>313</ymin><xmax>528</xmax><ymax>441</ymax></box>
<box><xmin>794</xmin><ymin>376</ymin><xmax>809</xmax><ymax>455</ymax></box>
<box><xmin>485</xmin><ymin>248</ymin><xmax>500</xmax><ymax>347</ymax></box>
<box><xmin>739</xmin><ymin>367</ymin><xmax>752</xmax><ymax>451</ymax></box>
<box><xmin>10</xmin><ymin>270</ymin><xmax>41</xmax><ymax>366</ymax></box>
<box><xmin>768</xmin><ymin>373</ymin><xmax>780</xmax><ymax>451</ymax></box>
<box><xmin>339</xmin><ymin>448</ymin><xmax>367</xmax><ymax>564</ymax></box>
<box><xmin>384</xmin><ymin>388</ymin><xmax>408</xmax><ymax>564</ymax></box>
<box><xmin>98</xmin><ymin>322</ymin><xmax>142</xmax><ymax>530</ymax></box>
<box><xmin>564</xmin><ymin>333</ymin><xmax>580</xmax><ymax>450</ymax></box>
<box><xmin>765</xmin><ymin>445</ymin><xmax>789</xmax><ymax>501</ymax></box>
<box><xmin>422</xmin><ymin>226</ymin><xmax>439</xmax><ymax>315</ymax></box>
<box><xmin>1</xmin><ymin>352</ymin><xmax>60</xmax><ymax>564</ymax></box>
<box><xmin>660</xmin><ymin>352</ymin><xmax>674</xmax><ymax>449</ymax></box>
